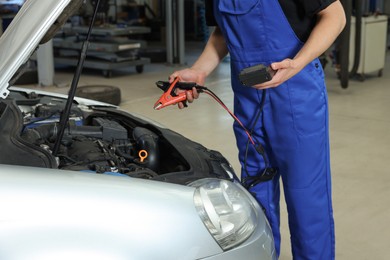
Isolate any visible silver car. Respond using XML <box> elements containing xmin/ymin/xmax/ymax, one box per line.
<box><xmin>0</xmin><ymin>1</ymin><xmax>276</xmax><ymax>259</ymax></box>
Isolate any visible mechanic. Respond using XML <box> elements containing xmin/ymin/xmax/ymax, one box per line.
<box><xmin>169</xmin><ymin>0</ymin><xmax>346</xmax><ymax>259</ymax></box>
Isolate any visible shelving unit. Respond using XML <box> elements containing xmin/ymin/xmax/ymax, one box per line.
<box><xmin>54</xmin><ymin>24</ymin><xmax>151</xmax><ymax>77</ymax></box>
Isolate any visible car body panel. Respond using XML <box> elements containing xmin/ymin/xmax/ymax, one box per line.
<box><xmin>9</xmin><ymin>86</ymin><xmax>168</xmax><ymax>129</ymax></box>
<box><xmin>10</xmin><ymin>86</ymin><xmax>118</xmax><ymax>107</ymax></box>
<box><xmin>0</xmin><ymin>0</ymin><xmax>71</xmax><ymax>98</ymax></box>
<box><xmin>0</xmin><ymin>164</ymin><xmax>224</xmax><ymax>260</ymax></box>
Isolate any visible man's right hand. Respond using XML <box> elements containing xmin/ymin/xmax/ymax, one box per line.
<box><xmin>169</xmin><ymin>68</ymin><xmax>207</xmax><ymax>109</ymax></box>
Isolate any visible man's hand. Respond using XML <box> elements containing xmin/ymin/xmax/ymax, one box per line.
<box><xmin>169</xmin><ymin>68</ymin><xmax>206</xmax><ymax>109</ymax></box>
<box><xmin>253</xmin><ymin>59</ymin><xmax>302</xmax><ymax>89</ymax></box>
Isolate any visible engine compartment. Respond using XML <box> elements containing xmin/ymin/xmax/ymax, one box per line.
<box><xmin>22</xmin><ymin>116</ymin><xmax>163</xmax><ymax>177</ymax></box>
<box><xmin>0</xmin><ymin>91</ymin><xmax>192</xmax><ymax>180</ymax></box>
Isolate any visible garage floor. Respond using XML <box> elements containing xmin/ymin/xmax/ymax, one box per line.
<box><xmin>23</xmin><ymin>45</ymin><xmax>390</xmax><ymax>259</ymax></box>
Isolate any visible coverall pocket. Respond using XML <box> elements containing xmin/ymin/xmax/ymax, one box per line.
<box><xmin>287</xmin><ymin>63</ymin><xmax>327</xmax><ymax>136</ymax></box>
<box><xmin>218</xmin><ymin>0</ymin><xmax>260</xmax><ymax>15</ymax></box>
<box><xmin>217</xmin><ymin>0</ymin><xmax>264</xmax><ymax>50</ymax></box>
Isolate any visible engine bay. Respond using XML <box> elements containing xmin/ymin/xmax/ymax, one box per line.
<box><xmin>0</xmin><ymin>91</ymin><xmax>194</xmax><ymax>180</ymax></box>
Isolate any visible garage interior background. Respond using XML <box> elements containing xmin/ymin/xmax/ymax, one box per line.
<box><xmin>1</xmin><ymin>0</ymin><xmax>390</xmax><ymax>259</ymax></box>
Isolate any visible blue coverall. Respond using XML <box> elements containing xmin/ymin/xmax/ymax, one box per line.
<box><xmin>213</xmin><ymin>0</ymin><xmax>335</xmax><ymax>258</ymax></box>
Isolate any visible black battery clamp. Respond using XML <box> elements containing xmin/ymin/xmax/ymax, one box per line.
<box><xmin>239</xmin><ymin>64</ymin><xmax>275</xmax><ymax>86</ymax></box>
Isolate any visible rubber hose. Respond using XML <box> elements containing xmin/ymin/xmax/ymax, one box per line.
<box><xmin>339</xmin><ymin>0</ymin><xmax>352</xmax><ymax>88</ymax></box>
<box><xmin>133</xmin><ymin>127</ymin><xmax>160</xmax><ymax>172</ymax></box>
<box><xmin>350</xmin><ymin>0</ymin><xmax>363</xmax><ymax>77</ymax></box>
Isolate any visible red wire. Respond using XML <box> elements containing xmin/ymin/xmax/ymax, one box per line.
<box><xmin>203</xmin><ymin>91</ymin><xmax>255</xmax><ymax>145</ymax></box>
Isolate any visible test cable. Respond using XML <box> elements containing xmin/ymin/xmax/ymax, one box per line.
<box><xmin>193</xmin><ymin>86</ymin><xmax>277</xmax><ymax>188</ymax></box>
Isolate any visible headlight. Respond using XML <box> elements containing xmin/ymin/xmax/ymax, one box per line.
<box><xmin>190</xmin><ymin>179</ymin><xmax>258</xmax><ymax>250</ymax></box>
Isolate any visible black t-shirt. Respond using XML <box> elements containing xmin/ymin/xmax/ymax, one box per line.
<box><xmin>205</xmin><ymin>0</ymin><xmax>336</xmax><ymax>42</ymax></box>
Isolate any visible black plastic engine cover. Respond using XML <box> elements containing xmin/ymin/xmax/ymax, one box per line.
<box><xmin>0</xmin><ymin>100</ymin><xmax>57</xmax><ymax>168</ymax></box>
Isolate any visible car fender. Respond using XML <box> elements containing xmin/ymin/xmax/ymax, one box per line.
<box><xmin>0</xmin><ymin>165</ymin><xmax>223</xmax><ymax>260</ymax></box>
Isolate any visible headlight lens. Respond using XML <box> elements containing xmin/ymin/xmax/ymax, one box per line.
<box><xmin>190</xmin><ymin>179</ymin><xmax>258</xmax><ymax>250</ymax></box>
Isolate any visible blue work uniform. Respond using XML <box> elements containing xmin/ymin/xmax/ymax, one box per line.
<box><xmin>211</xmin><ymin>0</ymin><xmax>335</xmax><ymax>259</ymax></box>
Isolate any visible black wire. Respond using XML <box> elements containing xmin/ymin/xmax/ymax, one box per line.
<box><xmin>243</xmin><ymin>89</ymin><xmax>268</xmax><ymax>180</ymax></box>
<box><xmin>184</xmin><ymin>84</ymin><xmax>274</xmax><ymax>187</ymax></box>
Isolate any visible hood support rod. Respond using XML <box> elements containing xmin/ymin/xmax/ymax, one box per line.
<box><xmin>53</xmin><ymin>0</ymin><xmax>101</xmax><ymax>156</ymax></box>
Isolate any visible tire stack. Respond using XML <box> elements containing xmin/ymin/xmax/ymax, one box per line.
<box><xmin>75</xmin><ymin>85</ymin><xmax>121</xmax><ymax>106</ymax></box>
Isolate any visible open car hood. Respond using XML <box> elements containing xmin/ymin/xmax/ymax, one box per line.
<box><xmin>0</xmin><ymin>0</ymin><xmax>80</xmax><ymax>98</ymax></box>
